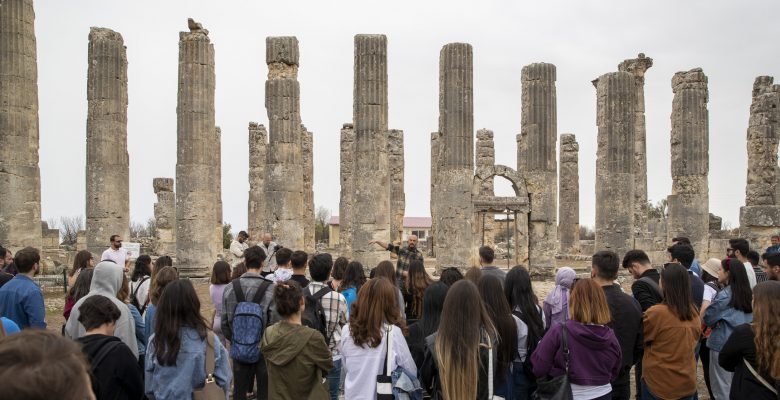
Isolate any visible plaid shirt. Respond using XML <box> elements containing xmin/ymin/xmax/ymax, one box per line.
<box><xmin>308</xmin><ymin>281</ymin><xmax>348</xmax><ymax>358</ymax></box>
<box><xmin>386</xmin><ymin>244</ymin><xmax>424</xmax><ymax>274</ymax></box>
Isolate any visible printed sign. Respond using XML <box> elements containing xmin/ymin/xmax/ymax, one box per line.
<box><xmin>124</xmin><ymin>242</ymin><xmax>141</xmax><ymax>259</ymax></box>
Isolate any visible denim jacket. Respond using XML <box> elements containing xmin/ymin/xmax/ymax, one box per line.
<box><xmin>703</xmin><ymin>287</ymin><xmax>753</xmax><ymax>352</ymax></box>
<box><xmin>392</xmin><ymin>365</ymin><xmax>423</xmax><ymax>400</ymax></box>
<box><xmin>145</xmin><ymin>328</ymin><xmax>232</xmax><ymax>399</ymax></box>
<box><xmin>128</xmin><ymin>303</ymin><xmax>146</xmax><ymax>356</ymax></box>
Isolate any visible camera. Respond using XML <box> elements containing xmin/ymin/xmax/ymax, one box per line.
<box><xmin>274</xmin><ymin>244</ymin><xmax>283</xmax><ymax>251</ymax></box>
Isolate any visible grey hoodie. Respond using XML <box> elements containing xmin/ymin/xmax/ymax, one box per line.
<box><xmin>64</xmin><ymin>261</ymin><xmax>138</xmax><ymax>358</ymax></box>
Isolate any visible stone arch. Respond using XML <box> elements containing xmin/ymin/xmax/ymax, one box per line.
<box><xmin>473</xmin><ymin>164</ymin><xmax>529</xmax><ymax>200</ymax></box>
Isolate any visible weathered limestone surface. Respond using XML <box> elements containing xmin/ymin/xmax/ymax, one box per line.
<box><xmin>302</xmin><ymin>126</ymin><xmax>315</xmax><ymax>252</ymax></box>
<box><xmin>475</xmin><ymin>129</ymin><xmax>495</xmax><ymax>247</ymax></box>
<box><xmin>433</xmin><ymin>43</ymin><xmax>474</xmax><ymax>271</ymax></box>
<box><xmin>667</xmin><ymin>68</ymin><xmax>709</xmax><ymax>257</ymax></box>
<box><xmin>429</xmin><ymin>131</ymin><xmax>441</xmax><ymax>258</ymax></box>
<box><xmin>0</xmin><ymin>0</ymin><xmax>42</xmax><ymax>251</ymax></box>
<box><xmin>618</xmin><ymin>54</ymin><xmax>653</xmax><ymax>237</ymax></box>
<box><xmin>175</xmin><ymin>19</ymin><xmax>219</xmax><ymax>277</ymax></box>
<box><xmin>351</xmin><ymin>34</ymin><xmax>391</xmax><ymax>268</ymax></box>
<box><xmin>559</xmin><ymin>133</ymin><xmax>580</xmax><ymax>254</ymax></box>
<box><xmin>520</xmin><ymin>63</ymin><xmax>557</xmax><ymax>274</ymax></box>
<box><xmin>153</xmin><ymin>178</ymin><xmax>176</xmax><ymax>256</ymax></box>
<box><xmin>214</xmin><ymin>126</ymin><xmax>223</xmax><ymax>252</ymax></box>
<box><xmin>85</xmin><ymin>27</ymin><xmax>130</xmax><ymax>255</ymax></box>
<box><xmin>594</xmin><ymin>72</ymin><xmax>636</xmax><ymax>257</ymax></box>
<box><xmin>247</xmin><ymin>122</ymin><xmax>268</xmax><ymax>241</ymax></box>
<box><xmin>339</xmin><ymin>123</ymin><xmax>355</xmax><ymax>255</ymax></box>
<box><xmin>389</xmin><ymin>129</ymin><xmax>405</xmax><ymax>244</ymax></box>
<box><xmin>740</xmin><ymin>76</ymin><xmax>780</xmax><ymax>249</ymax></box>
<box><xmin>265</xmin><ymin>36</ymin><xmax>304</xmax><ymax>250</ymax></box>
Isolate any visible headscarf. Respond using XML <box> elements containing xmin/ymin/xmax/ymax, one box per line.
<box><xmin>545</xmin><ymin>267</ymin><xmax>577</xmax><ymax>315</ymax></box>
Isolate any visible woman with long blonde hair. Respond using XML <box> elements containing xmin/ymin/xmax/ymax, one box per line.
<box><xmin>718</xmin><ymin>280</ymin><xmax>779</xmax><ymax>399</ymax></box>
<box><xmin>421</xmin><ymin>280</ymin><xmax>497</xmax><ymax>400</ymax></box>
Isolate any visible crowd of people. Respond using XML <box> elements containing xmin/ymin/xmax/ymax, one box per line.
<box><xmin>0</xmin><ymin>232</ymin><xmax>779</xmax><ymax>400</ymax></box>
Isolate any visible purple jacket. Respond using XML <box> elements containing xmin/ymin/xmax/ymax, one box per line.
<box><xmin>531</xmin><ymin>320</ymin><xmax>622</xmax><ymax>386</ymax></box>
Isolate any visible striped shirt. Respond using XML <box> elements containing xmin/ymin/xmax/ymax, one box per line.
<box><xmin>308</xmin><ymin>281</ymin><xmax>349</xmax><ymax>359</ymax></box>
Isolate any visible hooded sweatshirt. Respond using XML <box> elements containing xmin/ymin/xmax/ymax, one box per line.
<box><xmin>77</xmin><ymin>334</ymin><xmax>144</xmax><ymax>400</ymax></box>
<box><xmin>532</xmin><ymin>319</ymin><xmax>622</xmax><ymax>386</ymax></box>
<box><xmin>65</xmin><ymin>261</ymin><xmax>139</xmax><ymax>358</ymax></box>
<box><xmin>260</xmin><ymin>320</ymin><xmax>333</xmax><ymax>400</ymax></box>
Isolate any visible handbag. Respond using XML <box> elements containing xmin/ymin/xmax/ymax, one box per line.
<box><xmin>193</xmin><ymin>333</ymin><xmax>226</xmax><ymax>400</ymax></box>
<box><xmin>743</xmin><ymin>358</ymin><xmax>778</xmax><ymax>395</ymax></box>
<box><xmin>377</xmin><ymin>326</ymin><xmax>394</xmax><ymax>399</ymax></box>
<box><xmin>531</xmin><ymin>324</ymin><xmax>573</xmax><ymax>400</ymax></box>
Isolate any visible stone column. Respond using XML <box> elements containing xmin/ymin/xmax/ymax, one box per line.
<box><xmin>559</xmin><ymin>133</ymin><xmax>580</xmax><ymax>254</ymax></box>
<box><xmin>740</xmin><ymin>76</ymin><xmax>780</xmax><ymax>249</ymax></box>
<box><xmin>0</xmin><ymin>0</ymin><xmax>42</xmax><ymax>251</ymax></box>
<box><xmin>264</xmin><ymin>36</ymin><xmax>304</xmax><ymax>250</ymax></box>
<box><xmin>434</xmin><ymin>43</ymin><xmax>474</xmax><ymax>271</ymax></box>
<box><xmin>618</xmin><ymin>54</ymin><xmax>653</xmax><ymax>236</ymax></box>
<box><xmin>475</xmin><ymin>129</ymin><xmax>495</xmax><ymax>248</ymax></box>
<box><xmin>247</xmin><ymin>122</ymin><xmax>268</xmax><ymax>241</ymax></box>
<box><xmin>389</xmin><ymin>129</ymin><xmax>405</xmax><ymax>244</ymax></box>
<box><xmin>667</xmin><ymin>69</ymin><xmax>709</xmax><ymax>257</ymax></box>
<box><xmin>430</xmin><ymin>131</ymin><xmax>442</xmax><ymax>258</ymax></box>
<box><xmin>175</xmin><ymin>19</ymin><xmax>218</xmax><ymax>277</ymax></box>
<box><xmin>339</xmin><ymin>123</ymin><xmax>355</xmax><ymax>256</ymax></box>
<box><xmin>594</xmin><ymin>72</ymin><xmax>636</xmax><ymax>257</ymax></box>
<box><xmin>214</xmin><ymin>126</ymin><xmax>223</xmax><ymax>253</ymax></box>
<box><xmin>520</xmin><ymin>63</ymin><xmax>557</xmax><ymax>274</ymax></box>
<box><xmin>351</xmin><ymin>34</ymin><xmax>391</xmax><ymax>268</ymax></box>
<box><xmin>302</xmin><ymin>126</ymin><xmax>315</xmax><ymax>252</ymax></box>
<box><xmin>153</xmin><ymin>178</ymin><xmax>176</xmax><ymax>256</ymax></box>
<box><xmin>85</xmin><ymin>27</ymin><xmax>130</xmax><ymax>255</ymax></box>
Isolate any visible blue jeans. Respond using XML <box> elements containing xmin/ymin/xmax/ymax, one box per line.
<box><xmin>327</xmin><ymin>358</ymin><xmax>342</xmax><ymax>400</ymax></box>
<box><xmin>641</xmin><ymin>379</ymin><xmax>695</xmax><ymax>400</ymax></box>
<box><xmin>511</xmin><ymin>361</ymin><xmax>536</xmax><ymax>400</ymax></box>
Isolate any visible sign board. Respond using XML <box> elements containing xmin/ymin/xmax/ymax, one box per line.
<box><xmin>124</xmin><ymin>242</ymin><xmax>141</xmax><ymax>259</ymax></box>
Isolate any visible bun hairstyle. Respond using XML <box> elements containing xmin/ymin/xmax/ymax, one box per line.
<box><xmin>274</xmin><ymin>280</ymin><xmax>304</xmax><ymax>317</ymax></box>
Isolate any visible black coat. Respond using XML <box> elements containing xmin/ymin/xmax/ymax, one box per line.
<box><xmin>420</xmin><ymin>333</ymin><xmax>493</xmax><ymax>400</ymax></box>
<box><xmin>77</xmin><ymin>334</ymin><xmax>144</xmax><ymax>400</ymax></box>
<box><xmin>603</xmin><ymin>284</ymin><xmax>643</xmax><ymax>385</ymax></box>
<box><xmin>719</xmin><ymin>324</ymin><xmax>779</xmax><ymax>400</ymax></box>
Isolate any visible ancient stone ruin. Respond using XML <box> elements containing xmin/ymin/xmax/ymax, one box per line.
<box><xmin>559</xmin><ymin>134</ymin><xmax>580</xmax><ymax>254</ymax></box>
<box><xmin>153</xmin><ymin>178</ymin><xmax>176</xmax><ymax>256</ymax></box>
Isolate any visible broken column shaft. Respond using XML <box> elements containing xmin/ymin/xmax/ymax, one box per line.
<box><xmin>475</xmin><ymin>129</ymin><xmax>495</xmax><ymax>248</ymax></box>
<box><xmin>302</xmin><ymin>126</ymin><xmax>315</xmax><ymax>252</ymax></box>
<box><xmin>559</xmin><ymin>133</ymin><xmax>580</xmax><ymax>254</ymax></box>
<box><xmin>153</xmin><ymin>178</ymin><xmax>176</xmax><ymax>256</ymax></box>
<box><xmin>339</xmin><ymin>123</ymin><xmax>355</xmax><ymax>255</ymax></box>
<box><xmin>247</xmin><ymin>122</ymin><xmax>268</xmax><ymax>241</ymax></box>
<box><xmin>389</xmin><ymin>129</ymin><xmax>405</xmax><ymax>244</ymax></box>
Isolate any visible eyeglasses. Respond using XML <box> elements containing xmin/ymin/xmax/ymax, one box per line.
<box><xmin>114</xmin><ymin>240</ymin><xmax>123</xmax><ymax>244</ymax></box>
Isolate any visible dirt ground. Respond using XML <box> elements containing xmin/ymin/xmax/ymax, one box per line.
<box><xmin>44</xmin><ymin>276</ymin><xmax>710</xmax><ymax>399</ymax></box>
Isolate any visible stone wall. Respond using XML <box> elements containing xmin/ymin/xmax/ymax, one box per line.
<box><xmin>475</xmin><ymin>129</ymin><xmax>495</xmax><ymax>248</ymax></box>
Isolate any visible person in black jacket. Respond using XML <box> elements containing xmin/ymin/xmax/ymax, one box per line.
<box><xmin>406</xmin><ymin>282</ymin><xmax>448</xmax><ymax>370</ymax></box>
<box><xmin>593</xmin><ymin>251</ymin><xmax>643</xmax><ymax>400</ymax></box>
<box><xmin>667</xmin><ymin>244</ymin><xmax>705</xmax><ymax>310</ymax></box>
<box><xmin>719</xmin><ymin>281</ymin><xmax>780</xmax><ymax>400</ymax></box>
<box><xmin>76</xmin><ymin>294</ymin><xmax>144</xmax><ymax>400</ymax></box>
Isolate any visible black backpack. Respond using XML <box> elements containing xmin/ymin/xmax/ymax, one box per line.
<box><xmin>513</xmin><ymin>309</ymin><xmax>543</xmax><ymax>379</ymax></box>
<box><xmin>302</xmin><ymin>286</ymin><xmax>332</xmax><ymax>341</ymax></box>
<box><xmin>129</xmin><ymin>276</ymin><xmax>149</xmax><ymax>314</ymax></box>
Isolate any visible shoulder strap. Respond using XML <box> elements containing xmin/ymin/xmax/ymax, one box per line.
<box><xmin>233</xmin><ymin>280</ymin><xmax>246</xmax><ymax>303</ymax></box>
<box><xmin>561</xmin><ymin>323</ymin><xmax>570</xmax><ymax>374</ymax></box>
<box><xmin>486</xmin><ymin>331</ymin><xmax>494</xmax><ymax>399</ymax></box>
<box><xmin>381</xmin><ymin>326</ymin><xmax>393</xmax><ymax>377</ymax></box>
<box><xmin>92</xmin><ymin>340</ymin><xmax>123</xmax><ymax>370</ymax></box>
<box><xmin>313</xmin><ymin>286</ymin><xmax>332</xmax><ymax>300</ymax></box>
<box><xmin>743</xmin><ymin>358</ymin><xmax>778</xmax><ymax>395</ymax></box>
<box><xmin>204</xmin><ymin>333</ymin><xmax>216</xmax><ymax>383</ymax></box>
<box><xmin>251</xmin><ymin>281</ymin><xmax>272</xmax><ymax>305</ymax></box>
<box><xmin>639</xmin><ymin>276</ymin><xmax>662</xmax><ymax>298</ymax></box>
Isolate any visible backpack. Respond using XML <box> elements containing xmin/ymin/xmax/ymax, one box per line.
<box><xmin>129</xmin><ymin>276</ymin><xmax>150</xmax><ymax>314</ymax></box>
<box><xmin>302</xmin><ymin>286</ymin><xmax>332</xmax><ymax>341</ymax></box>
<box><xmin>229</xmin><ymin>279</ymin><xmax>271</xmax><ymax>364</ymax></box>
<box><xmin>513</xmin><ymin>309</ymin><xmax>542</xmax><ymax>379</ymax></box>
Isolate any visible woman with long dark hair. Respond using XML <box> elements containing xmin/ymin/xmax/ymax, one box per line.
<box><xmin>340</xmin><ymin>277</ymin><xmax>415</xmax><ymax>398</ymax></box>
<box><xmin>703</xmin><ymin>258</ymin><xmax>753</xmax><ymax>399</ymax></box>
<box><xmin>68</xmin><ymin>250</ymin><xmax>94</xmax><ymax>288</ymax></box>
<box><xmin>374</xmin><ymin>260</ymin><xmax>406</xmax><ymax>319</ymax></box>
<box><xmin>143</xmin><ymin>266</ymin><xmax>179</xmax><ymax>343</ymax></box>
<box><xmin>532</xmin><ymin>279</ymin><xmax>621</xmax><ymax>400</ymax></box>
<box><xmin>505</xmin><ymin>265</ymin><xmax>546</xmax><ymax>399</ymax></box>
<box><xmin>339</xmin><ymin>261</ymin><xmax>367</xmax><ymax>316</ymax></box>
<box><xmin>145</xmin><ymin>279</ymin><xmax>231</xmax><ymax>399</ymax></box>
<box><xmin>403</xmin><ymin>260</ymin><xmax>433</xmax><ymax>322</ymax></box>
<box><xmin>719</xmin><ymin>280</ymin><xmax>780</xmax><ymax>399</ymax></box>
<box><xmin>63</xmin><ymin>268</ymin><xmax>94</xmax><ymax>322</ymax></box>
<box><xmin>642</xmin><ymin>263</ymin><xmax>701</xmax><ymax>400</ymax></box>
<box><xmin>406</xmin><ymin>282</ymin><xmax>448</xmax><ymax>369</ymax></box>
<box><xmin>478</xmin><ymin>274</ymin><xmax>518</xmax><ymax>399</ymax></box>
<box><xmin>209</xmin><ymin>261</ymin><xmax>231</xmax><ymax>346</ymax></box>
<box><xmin>421</xmin><ymin>280</ymin><xmax>497</xmax><ymax>400</ymax></box>
<box><xmin>130</xmin><ymin>255</ymin><xmax>153</xmax><ymax>314</ymax></box>
<box><xmin>329</xmin><ymin>256</ymin><xmax>349</xmax><ymax>291</ymax></box>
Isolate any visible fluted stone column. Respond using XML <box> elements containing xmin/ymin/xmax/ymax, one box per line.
<box><xmin>559</xmin><ymin>134</ymin><xmax>580</xmax><ymax>254</ymax></box>
<box><xmin>339</xmin><ymin>123</ymin><xmax>355</xmax><ymax>255</ymax></box>
<box><xmin>264</xmin><ymin>36</ymin><xmax>304</xmax><ymax>250</ymax></box>
<box><xmin>214</xmin><ymin>126</ymin><xmax>223</xmax><ymax>253</ymax></box>
<box><xmin>247</xmin><ymin>122</ymin><xmax>268</xmax><ymax>241</ymax></box>
<box><xmin>618</xmin><ymin>54</ymin><xmax>653</xmax><ymax>237</ymax></box>
<box><xmin>475</xmin><ymin>129</ymin><xmax>495</xmax><ymax>248</ymax></box>
<box><xmin>153</xmin><ymin>178</ymin><xmax>176</xmax><ymax>256</ymax></box>
<box><xmin>175</xmin><ymin>19</ymin><xmax>218</xmax><ymax>277</ymax></box>
<box><xmin>339</xmin><ymin>123</ymin><xmax>355</xmax><ymax>258</ymax></box>
<box><xmin>434</xmin><ymin>43</ymin><xmax>474</xmax><ymax>271</ymax></box>
<box><xmin>430</xmin><ymin>131</ymin><xmax>442</xmax><ymax>258</ymax></box>
<box><xmin>740</xmin><ymin>76</ymin><xmax>780</xmax><ymax>249</ymax></box>
<box><xmin>351</xmin><ymin>35</ymin><xmax>391</xmax><ymax>267</ymax></box>
<box><xmin>302</xmin><ymin>126</ymin><xmax>315</xmax><ymax>252</ymax></box>
<box><xmin>594</xmin><ymin>72</ymin><xmax>636</xmax><ymax>257</ymax></box>
<box><xmin>389</xmin><ymin>129</ymin><xmax>405</xmax><ymax>244</ymax></box>
<box><xmin>85</xmin><ymin>27</ymin><xmax>130</xmax><ymax>255</ymax></box>
<box><xmin>520</xmin><ymin>63</ymin><xmax>557</xmax><ymax>274</ymax></box>
<box><xmin>667</xmin><ymin>69</ymin><xmax>709</xmax><ymax>257</ymax></box>
<box><xmin>0</xmin><ymin>0</ymin><xmax>42</xmax><ymax>251</ymax></box>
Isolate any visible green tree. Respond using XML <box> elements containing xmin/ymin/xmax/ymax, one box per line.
<box><xmin>315</xmin><ymin>206</ymin><xmax>330</xmax><ymax>244</ymax></box>
<box><xmin>222</xmin><ymin>223</ymin><xmax>233</xmax><ymax>250</ymax></box>
<box><xmin>647</xmin><ymin>199</ymin><xmax>668</xmax><ymax>219</ymax></box>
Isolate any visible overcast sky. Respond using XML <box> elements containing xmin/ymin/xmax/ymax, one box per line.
<box><xmin>35</xmin><ymin>0</ymin><xmax>779</xmax><ymax>233</ymax></box>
